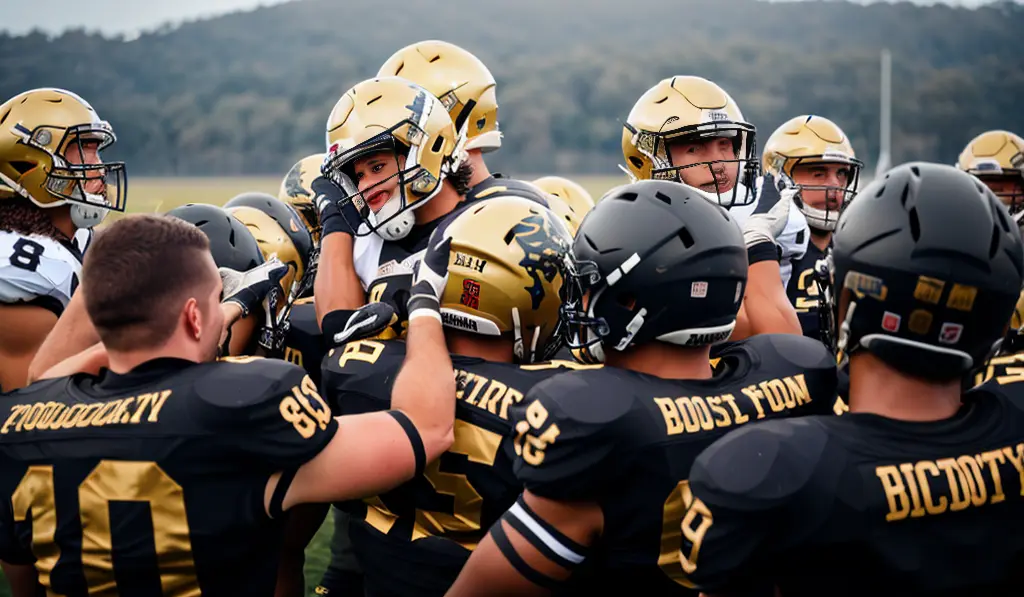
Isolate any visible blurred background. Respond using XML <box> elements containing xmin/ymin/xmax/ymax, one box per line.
<box><xmin>0</xmin><ymin>0</ymin><xmax>1022</xmax><ymax>591</ymax></box>
<box><xmin>2</xmin><ymin>0</ymin><xmax>1023</xmax><ymax>213</ymax></box>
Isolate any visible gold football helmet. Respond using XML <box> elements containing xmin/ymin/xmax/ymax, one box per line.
<box><xmin>762</xmin><ymin>115</ymin><xmax>863</xmax><ymax>231</ymax></box>
<box><xmin>532</xmin><ymin>176</ymin><xmax>595</xmax><ymax>219</ymax></box>
<box><xmin>225</xmin><ymin>205</ymin><xmax>305</xmax><ymax>305</ymax></box>
<box><xmin>957</xmin><ymin>130</ymin><xmax>1024</xmax><ymax>214</ymax></box>
<box><xmin>279</xmin><ymin>153</ymin><xmax>325</xmax><ymax>243</ymax></box>
<box><xmin>378</xmin><ymin>40</ymin><xmax>500</xmax><ymax>153</ymax></box>
<box><xmin>0</xmin><ymin>88</ymin><xmax>127</xmax><ymax>228</ymax></box>
<box><xmin>543</xmin><ymin>195</ymin><xmax>584</xmax><ymax>236</ymax></box>
<box><xmin>324</xmin><ymin>77</ymin><xmax>465</xmax><ymax>241</ymax></box>
<box><xmin>440</xmin><ymin>196</ymin><xmax>573</xmax><ymax>363</ymax></box>
<box><xmin>622</xmin><ymin>76</ymin><xmax>757</xmax><ymax>207</ymax></box>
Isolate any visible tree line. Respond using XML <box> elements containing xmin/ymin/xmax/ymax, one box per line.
<box><xmin>0</xmin><ymin>0</ymin><xmax>1021</xmax><ymax>177</ymax></box>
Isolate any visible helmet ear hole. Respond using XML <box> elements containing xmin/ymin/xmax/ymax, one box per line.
<box><xmin>629</xmin><ymin>156</ymin><xmax>644</xmax><ymax>169</ymax></box>
<box><xmin>10</xmin><ymin>161</ymin><xmax>33</xmax><ymax>175</ymax></box>
<box><xmin>431</xmin><ymin>135</ymin><xmax>445</xmax><ymax>154</ymax></box>
<box><xmin>616</xmin><ymin>292</ymin><xmax>637</xmax><ymax>310</ymax></box>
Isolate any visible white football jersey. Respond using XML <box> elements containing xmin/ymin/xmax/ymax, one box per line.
<box><xmin>728</xmin><ymin>178</ymin><xmax>809</xmax><ymax>289</ymax></box>
<box><xmin>0</xmin><ymin>230</ymin><xmax>84</xmax><ymax>316</ymax></box>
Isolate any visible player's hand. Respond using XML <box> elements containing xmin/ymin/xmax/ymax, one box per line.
<box><xmin>744</xmin><ymin>173</ymin><xmax>796</xmax><ymax>249</ymax></box>
<box><xmin>407</xmin><ymin>232</ymin><xmax>453</xmax><ymax>322</ymax></box>
<box><xmin>220</xmin><ymin>258</ymin><xmax>289</xmax><ymax>317</ymax></box>
<box><xmin>312</xmin><ymin>175</ymin><xmax>362</xmax><ymax>238</ymax></box>
<box><xmin>330</xmin><ymin>302</ymin><xmax>400</xmax><ymax>346</ymax></box>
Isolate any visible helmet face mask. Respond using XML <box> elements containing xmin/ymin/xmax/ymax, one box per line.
<box><xmin>0</xmin><ymin>90</ymin><xmax>128</xmax><ymax>228</ymax></box>
<box><xmin>323</xmin><ymin>78</ymin><xmax>466</xmax><ymax>242</ymax></box>
<box><xmin>626</xmin><ymin>118</ymin><xmax>759</xmax><ymax>209</ymax></box>
<box><xmin>777</xmin><ymin>155</ymin><xmax>863</xmax><ymax>231</ymax></box>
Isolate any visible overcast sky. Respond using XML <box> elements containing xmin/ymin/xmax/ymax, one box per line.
<box><xmin>0</xmin><ymin>0</ymin><xmax>1011</xmax><ymax>36</ymax></box>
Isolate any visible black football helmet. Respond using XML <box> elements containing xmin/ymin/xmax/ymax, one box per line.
<box><xmin>831</xmin><ymin>162</ymin><xmax>1024</xmax><ymax>382</ymax></box>
<box><xmin>564</xmin><ymin>180</ymin><xmax>748</xmax><ymax>363</ymax></box>
<box><xmin>165</xmin><ymin>203</ymin><xmax>264</xmax><ymax>272</ymax></box>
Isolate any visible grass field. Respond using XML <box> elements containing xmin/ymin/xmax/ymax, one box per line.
<box><xmin>123</xmin><ymin>174</ymin><xmax>628</xmax><ymax>214</ymax></box>
<box><xmin>0</xmin><ymin>174</ymin><xmax>625</xmax><ymax>597</ymax></box>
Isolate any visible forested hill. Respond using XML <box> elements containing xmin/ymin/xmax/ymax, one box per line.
<box><xmin>0</xmin><ymin>0</ymin><xmax>1021</xmax><ymax>176</ymax></box>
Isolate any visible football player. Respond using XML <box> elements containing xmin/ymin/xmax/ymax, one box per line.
<box><xmin>315</xmin><ymin>196</ymin><xmax>585</xmax><ymax>597</ymax></box>
<box><xmin>621</xmin><ymin>76</ymin><xmax>804</xmax><ymax>339</ymax></box>
<box><xmin>279</xmin><ymin>153</ymin><xmax>326</xmax><ymax>246</ymax></box>
<box><xmin>314</xmin><ymin>76</ymin><xmax>510</xmax><ymax>342</ymax></box>
<box><xmin>378</xmin><ymin>40</ymin><xmax>551</xmax><ymax>205</ymax></box>
<box><xmin>0</xmin><ymin>88</ymin><xmax>127</xmax><ymax>391</ymax></box>
<box><xmin>957</xmin><ymin>129</ymin><xmax>1024</xmax><ymax>217</ymax></box>
<box><xmin>0</xmin><ymin>213</ymin><xmax>458</xmax><ymax>595</ymax></box>
<box><xmin>684</xmin><ymin>163</ymin><xmax>1024</xmax><ymax>596</ymax></box>
<box><xmin>532</xmin><ymin>176</ymin><xmax>595</xmax><ymax>235</ymax></box>
<box><xmin>445</xmin><ymin>180</ymin><xmax>838</xmax><ymax>597</ymax></box>
<box><xmin>762</xmin><ymin>115</ymin><xmax>863</xmax><ymax>341</ymax></box>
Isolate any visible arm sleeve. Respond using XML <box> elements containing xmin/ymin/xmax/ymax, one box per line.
<box><xmin>0</xmin><ymin>498</ymin><xmax>33</xmax><ymax>565</ymax></box>
<box><xmin>320</xmin><ymin>340</ymin><xmax>404</xmax><ymax>416</ymax></box>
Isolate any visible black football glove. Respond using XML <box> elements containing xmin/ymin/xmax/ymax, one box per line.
<box><xmin>326</xmin><ymin>302</ymin><xmax>400</xmax><ymax>347</ymax></box>
<box><xmin>220</xmin><ymin>258</ymin><xmax>289</xmax><ymax>317</ymax></box>
<box><xmin>312</xmin><ymin>175</ymin><xmax>363</xmax><ymax>239</ymax></box>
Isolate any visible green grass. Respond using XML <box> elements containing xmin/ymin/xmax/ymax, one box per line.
<box><xmin>0</xmin><ymin>174</ymin><xmax>625</xmax><ymax>596</ymax></box>
<box><xmin>119</xmin><ymin>174</ymin><xmax>627</xmax><ymax>213</ymax></box>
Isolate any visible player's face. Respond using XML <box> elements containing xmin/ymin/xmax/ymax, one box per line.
<box><xmin>791</xmin><ymin>163</ymin><xmax>851</xmax><ymax>212</ymax></box>
<box><xmin>352</xmin><ymin>152</ymin><xmax>407</xmax><ymax>213</ymax></box>
<box><xmin>982</xmin><ymin>175</ymin><xmax>1024</xmax><ymax>208</ymax></box>
<box><xmin>667</xmin><ymin>136</ymin><xmax>739</xmax><ymax>194</ymax></box>
<box><xmin>63</xmin><ymin>138</ymin><xmax>106</xmax><ymax>195</ymax></box>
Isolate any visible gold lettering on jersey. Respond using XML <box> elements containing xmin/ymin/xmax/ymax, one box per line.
<box><xmin>656</xmin><ymin>375</ymin><xmax>812</xmax><ymax>436</ymax></box>
<box><xmin>454</xmin><ymin>367</ymin><xmax>526</xmax><ymax>421</ymax></box>
<box><xmin>1</xmin><ymin>391</ymin><xmax>173</xmax><ymax>435</ymax></box>
<box><xmin>875</xmin><ymin>443</ymin><xmax>1024</xmax><ymax>522</ymax></box>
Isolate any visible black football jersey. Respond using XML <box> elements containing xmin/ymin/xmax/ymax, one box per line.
<box><xmin>466</xmin><ymin>174</ymin><xmax>550</xmax><ymax>208</ymax></box>
<box><xmin>973</xmin><ymin>350</ymin><xmax>1024</xmax><ymax>388</ymax></box>
<box><xmin>686</xmin><ymin>378</ymin><xmax>1024</xmax><ymax>596</ymax></box>
<box><xmin>321</xmin><ymin>340</ymin><xmax>597</xmax><ymax>597</ymax></box>
<box><xmin>510</xmin><ymin>334</ymin><xmax>838</xmax><ymax>596</ymax></box>
<box><xmin>0</xmin><ymin>356</ymin><xmax>336</xmax><ymax>596</ymax></box>
<box><xmin>786</xmin><ymin>239</ymin><xmax>829</xmax><ymax>342</ymax></box>
<box><xmin>281</xmin><ymin>298</ymin><xmax>326</xmax><ymax>388</ymax></box>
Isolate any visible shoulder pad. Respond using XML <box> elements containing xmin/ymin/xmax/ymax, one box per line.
<box><xmin>742</xmin><ymin>333</ymin><xmax>836</xmax><ymax>371</ymax></box>
<box><xmin>471</xmin><ymin>177</ymin><xmax>550</xmax><ymax>207</ymax></box>
<box><xmin>193</xmin><ymin>356</ymin><xmax>336</xmax><ymax>469</ymax></box>
<box><xmin>0</xmin><ymin>233</ymin><xmax>79</xmax><ymax>308</ymax></box>
<box><xmin>511</xmin><ymin>368</ymin><xmax>639</xmax><ymax>501</ymax></box>
<box><xmin>692</xmin><ymin>416</ymin><xmax>828</xmax><ymax>508</ymax></box>
<box><xmin>197</xmin><ymin>357</ymin><xmax>307</xmax><ymax>409</ymax></box>
<box><xmin>320</xmin><ymin>340</ymin><xmax>406</xmax><ymax>412</ymax></box>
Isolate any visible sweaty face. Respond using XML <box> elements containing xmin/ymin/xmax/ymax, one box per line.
<box><xmin>667</xmin><ymin>136</ymin><xmax>739</xmax><ymax>195</ymax></box>
<box><xmin>791</xmin><ymin>162</ymin><xmax>852</xmax><ymax>213</ymax></box>
<box><xmin>63</xmin><ymin>138</ymin><xmax>107</xmax><ymax>196</ymax></box>
<box><xmin>351</xmin><ymin>152</ymin><xmax>406</xmax><ymax>213</ymax></box>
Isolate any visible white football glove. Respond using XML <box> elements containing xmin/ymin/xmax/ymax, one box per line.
<box><xmin>743</xmin><ymin>175</ymin><xmax>798</xmax><ymax>249</ymax></box>
<box><xmin>407</xmin><ymin>233</ymin><xmax>453</xmax><ymax>323</ymax></box>
<box><xmin>220</xmin><ymin>258</ymin><xmax>289</xmax><ymax>317</ymax></box>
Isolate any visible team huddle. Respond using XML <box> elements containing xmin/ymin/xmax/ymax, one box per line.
<box><xmin>1</xmin><ymin>37</ymin><xmax>1024</xmax><ymax>597</ymax></box>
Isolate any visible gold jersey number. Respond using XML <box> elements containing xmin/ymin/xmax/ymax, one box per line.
<box><xmin>13</xmin><ymin>461</ymin><xmax>198</xmax><ymax>595</ymax></box>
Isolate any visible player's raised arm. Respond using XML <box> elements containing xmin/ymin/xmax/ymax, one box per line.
<box><xmin>732</xmin><ymin>175</ymin><xmax>802</xmax><ymax>339</ymax></box>
<box><xmin>275</xmin><ymin>226</ymin><xmax>457</xmax><ymax>510</ymax></box>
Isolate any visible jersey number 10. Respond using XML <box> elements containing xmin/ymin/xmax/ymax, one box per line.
<box><xmin>13</xmin><ymin>460</ymin><xmax>195</xmax><ymax>592</ymax></box>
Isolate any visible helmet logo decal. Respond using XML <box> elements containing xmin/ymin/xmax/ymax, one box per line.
<box><xmin>946</xmin><ymin>284</ymin><xmax>978</xmax><ymax>312</ymax></box>
<box><xmin>460</xmin><ymin>279</ymin><xmax>481</xmax><ymax>309</ymax></box>
<box><xmin>454</xmin><ymin>252</ymin><xmax>487</xmax><ymax>273</ymax></box>
<box><xmin>509</xmin><ymin>213</ymin><xmax>565</xmax><ymax>310</ymax></box>
<box><xmin>284</xmin><ymin>163</ymin><xmax>310</xmax><ymax>198</ymax></box>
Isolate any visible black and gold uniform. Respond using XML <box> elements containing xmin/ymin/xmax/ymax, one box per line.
<box><xmin>0</xmin><ymin>357</ymin><xmax>335</xmax><ymax>596</ymax></box>
<box><xmin>323</xmin><ymin>341</ymin><xmax>594</xmax><ymax>597</ymax></box>
<box><xmin>786</xmin><ymin>240</ymin><xmax>829</xmax><ymax>342</ymax></box>
<box><xmin>511</xmin><ymin>334</ymin><xmax>836</xmax><ymax>596</ymax></box>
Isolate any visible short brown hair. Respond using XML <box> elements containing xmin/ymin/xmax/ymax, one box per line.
<box><xmin>83</xmin><ymin>214</ymin><xmax>213</xmax><ymax>351</ymax></box>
